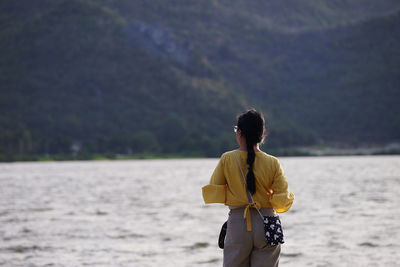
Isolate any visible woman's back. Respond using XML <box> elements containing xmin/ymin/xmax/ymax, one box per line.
<box><xmin>204</xmin><ymin>149</ymin><xmax>293</xmax><ymax>213</ymax></box>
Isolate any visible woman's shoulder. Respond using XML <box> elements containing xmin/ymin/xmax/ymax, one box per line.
<box><xmin>218</xmin><ymin>150</ymin><xmax>245</xmax><ymax>163</ymax></box>
<box><xmin>220</xmin><ymin>150</ymin><xmax>278</xmax><ymax>162</ymax></box>
<box><xmin>259</xmin><ymin>151</ymin><xmax>279</xmax><ymax>161</ymax></box>
<box><xmin>255</xmin><ymin>151</ymin><xmax>279</xmax><ymax>165</ymax></box>
<box><xmin>220</xmin><ymin>150</ymin><xmax>237</xmax><ymax>160</ymax></box>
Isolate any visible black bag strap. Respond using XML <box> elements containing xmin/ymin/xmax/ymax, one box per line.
<box><xmin>218</xmin><ymin>221</ymin><xmax>227</xmax><ymax>249</ymax></box>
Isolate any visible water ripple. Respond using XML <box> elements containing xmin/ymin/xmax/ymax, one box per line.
<box><xmin>0</xmin><ymin>157</ymin><xmax>398</xmax><ymax>266</ymax></box>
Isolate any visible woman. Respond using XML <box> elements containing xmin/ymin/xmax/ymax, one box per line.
<box><xmin>202</xmin><ymin>109</ymin><xmax>294</xmax><ymax>267</ymax></box>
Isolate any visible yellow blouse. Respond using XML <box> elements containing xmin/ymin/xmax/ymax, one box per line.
<box><xmin>202</xmin><ymin>150</ymin><xmax>294</xmax><ymax>231</ymax></box>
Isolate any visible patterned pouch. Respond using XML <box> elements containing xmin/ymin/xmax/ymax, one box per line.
<box><xmin>263</xmin><ymin>215</ymin><xmax>284</xmax><ymax>245</ymax></box>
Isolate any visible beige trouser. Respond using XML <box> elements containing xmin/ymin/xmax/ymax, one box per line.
<box><xmin>223</xmin><ymin>207</ymin><xmax>281</xmax><ymax>267</ymax></box>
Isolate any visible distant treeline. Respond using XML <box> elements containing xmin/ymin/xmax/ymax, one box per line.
<box><xmin>0</xmin><ymin>121</ymin><xmax>316</xmax><ymax>161</ymax></box>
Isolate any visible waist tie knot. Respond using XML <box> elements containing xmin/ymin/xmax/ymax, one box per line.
<box><xmin>243</xmin><ymin>201</ymin><xmax>261</xmax><ymax>231</ymax></box>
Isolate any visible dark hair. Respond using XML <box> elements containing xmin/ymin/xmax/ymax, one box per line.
<box><xmin>237</xmin><ymin>109</ymin><xmax>266</xmax><ymax>195</ymax></box>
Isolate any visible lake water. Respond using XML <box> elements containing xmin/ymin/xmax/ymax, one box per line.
<box><xmin>0</xmin><ymin>156</ymin><xmax>399</xmax><ymax>266</ymax></box>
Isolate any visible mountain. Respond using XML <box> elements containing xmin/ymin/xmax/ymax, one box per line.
<box><xmin>0</xmin><ymin>0</ymin><xmax>246</xmax><ymax>158</ymax></box>
<box><xmin>1</xmin><ymin>0</ymin><xmax>399</xmax><ymax>160</ymax></box>
<box><xmin>207</xmin><ymin>10</ymin><xmax>400</xmax><ymax>144</ymax></box>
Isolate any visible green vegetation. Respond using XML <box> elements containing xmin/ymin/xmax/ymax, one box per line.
<box><xmin>1</xmin><ymin>0</ymin><xmax>399</xmax><ymax>161</ymax></box>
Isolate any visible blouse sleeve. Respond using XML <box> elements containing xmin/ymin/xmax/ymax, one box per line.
<box><xmin>202</xmin><ymin>155</ymin><xmax>227</xmax><ymax>204</ymax></box>
<box><xmin>269</xmin><ymin>158</ymin><xmax>294</xmax><ymax>213</ymax></box>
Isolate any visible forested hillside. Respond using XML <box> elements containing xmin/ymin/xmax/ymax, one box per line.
<box><xmin>1</xmin><ymin>0</ymin><xmax>399</xmax><ymax>160</ymax></box>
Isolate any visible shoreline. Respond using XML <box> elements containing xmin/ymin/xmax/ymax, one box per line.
<box><xmin>1</xmin><ymin>145</ymin><xmax>399</xmax><ymax>162</ymax></box>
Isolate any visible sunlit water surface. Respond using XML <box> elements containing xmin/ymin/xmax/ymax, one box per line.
<box><xmin>0</xmin><ymin>156</ymin><xmax>399</xmax><ymax>266</ymax></box>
